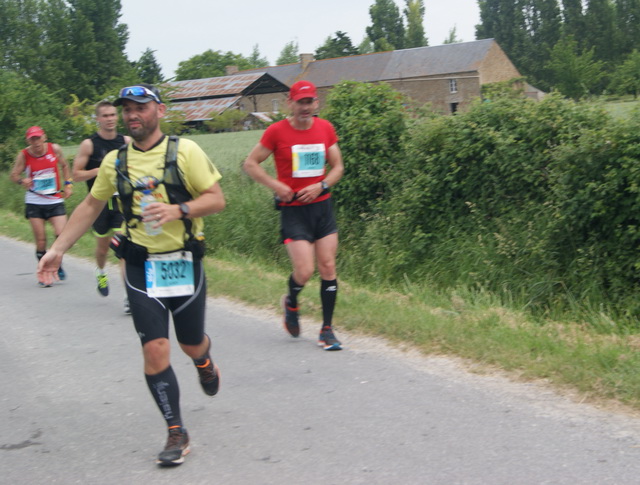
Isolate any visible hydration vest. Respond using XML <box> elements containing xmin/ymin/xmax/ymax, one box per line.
<box><xmin>115</xmin><ymin>136</ymin><xmax>195</xmax><ymax>241</ymax></box>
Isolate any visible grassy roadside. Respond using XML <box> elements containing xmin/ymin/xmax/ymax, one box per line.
<box><xmin>3</xmin><ymin>203</ymin><xmax>640</xmax><ymax>413</ymax></box>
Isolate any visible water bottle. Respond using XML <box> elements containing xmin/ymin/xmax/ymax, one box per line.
<box><xmin>140</xmin><ymin>189</ymin><xmax>162</xmax><ymax>236</ymax></box>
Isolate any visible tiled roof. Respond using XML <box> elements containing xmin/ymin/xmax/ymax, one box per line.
<box><xmin>236</xmin><ymin>39</ymin><xmax>501</xmax><ymax>88</ymax></box>
<box><xmin>380</xmin><ymin>40</ymin><xmax>495</xmax><ymax>79</ymax></box>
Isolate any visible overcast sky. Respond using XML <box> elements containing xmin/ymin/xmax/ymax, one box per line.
<box><xmin>119</xmin><ymin>0</ymin><xmax>481</xmax><ymax>79</ymax></box>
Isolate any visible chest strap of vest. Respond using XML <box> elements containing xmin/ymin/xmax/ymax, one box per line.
<box><xmin>115</xmin><ymin>136</ymin><xmax>195</xmax><ymax>242</ymax></box>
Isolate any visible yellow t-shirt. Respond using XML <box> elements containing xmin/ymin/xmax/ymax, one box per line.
<box><xmin>91</xmin><ymin>136</ymin><xmax>221</xmax><ymax>254</ymax></box>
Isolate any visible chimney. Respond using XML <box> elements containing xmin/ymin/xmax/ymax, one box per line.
<box><xmin>299</xmin><ymin>53</ymin><xmax>315</xmax><ymax>71</ymax></box>
<box><xmin>225</xmin><ymin>65</ymin><xmax>239</xmax><ymax>76</ymax></box>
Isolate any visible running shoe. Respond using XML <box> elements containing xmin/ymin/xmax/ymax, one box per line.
<box><xmin>123</xmin><ymin>297</ymin><xmax>131</xmax><ymax>315</ymax></box>
<box><xmin>157</xmin><ymin>427</ymin><xmax>190</xmax><ymax>466</ymax></box>
<box><xmin>195</xmin><ymin>336</ymin><xmax>220</xmax><ymax>396</ymax></box>
<box><xmin>196</xmin><ymin>359</ymin><xmax>220</xmax><ymax>396</ymax></box>
<box><xmin>281</xmin><ymin>295</ymin><xmax>300</xmax><ymax>337</ymax></box>
<box><xmin>318</xmin><ymin>326</ymin><xmax>342</xmax><ymax>351</ymax></box>
<box><xmin>38</xmin><ymin>282</ymin><xmax>52</xmax><ymax>288</ymax></box>
<box><xmin>96</xmin><ymin>271</ymin><xmax>109</xmax><ymax>296</ymax></box>
<box><xmin>57</xmin><ymin>266</ymin><xmax>66</xmax><ymax>281</ymax></box>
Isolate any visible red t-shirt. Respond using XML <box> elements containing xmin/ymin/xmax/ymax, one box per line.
<box><xmin>22</xmin><ymin>143</ymin><xmax>63</xmax><ymax>201</ymax></box>
<box><xmin>260</xmin><ymin>118</ymin><xmax>338</xmax><ymax>206</ymax></box>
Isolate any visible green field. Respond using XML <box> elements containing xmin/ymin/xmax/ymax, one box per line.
<box><xmin>4</xmin><ymin>128</ymin><xmax>640</xmax><ymax>414</ymax></box>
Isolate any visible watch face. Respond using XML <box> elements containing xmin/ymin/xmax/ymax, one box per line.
<box><xmin>180</xmin><ymin>203</ymin><xmax>189</xmax><ymax>216</ymax></box>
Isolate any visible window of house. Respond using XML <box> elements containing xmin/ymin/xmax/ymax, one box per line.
<box><xmin>449</xmin><ymin>79</ymin><xmax>458</xmax><ymax>94</ymax></box>
<box><xmin>272</xmin><ymin>99</ymin><xmax>279</xmax><ymax>112</ymax></box>
<box><xmin>450</xmin><ymin>102</ymin><xmax>459</xmax><ymax>114</ymax></box>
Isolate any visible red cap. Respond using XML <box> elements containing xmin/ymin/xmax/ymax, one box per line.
<box><xmin>25</xmin><ymin>126</ymin><xmax>45</xmax><ymax>139</ymax></box>
<box><xmin>289</xmin><ymin>80</ymin><xmax>318</xmax><ymax>101</ymax></box>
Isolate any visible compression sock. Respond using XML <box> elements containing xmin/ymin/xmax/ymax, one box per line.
<box><xmin>145</xmin><ymin>366</ymin><xmax>183</xmax><ymax>428</ymax></box>
<box><xmin>320</xmin><ymin>279</ymin><xmax>338</xmax><ymax>328</ymax></box>
<box><xmin>36</xmin><ymin>250</ymin><xmax>46</xmax><ymax>261</ymax></box>
<box><xmin>287</xmin><ymin>274</ymin><xmax>304</xmax><ymax>308</ymax></box>
<box><xmin>192</xmin><ymin>335</ymin><xmax>211</xmax><ymax>366</ymax></box>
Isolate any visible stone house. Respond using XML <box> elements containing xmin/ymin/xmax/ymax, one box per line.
<box><xmin>165</xmin><ymin>39</ymin><xmax>534</xmax><ymax>123</ymax></box>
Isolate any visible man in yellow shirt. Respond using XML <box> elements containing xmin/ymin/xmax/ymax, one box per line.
<box><xmin>38</xmin><ymin>84</ymin><xmax>225</xmax><ymax>467</ymax></box>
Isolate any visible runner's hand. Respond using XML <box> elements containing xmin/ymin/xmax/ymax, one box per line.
<box><xmin>274</xmin><ymin>183</ymin><xmax>295</xmax><ymax>203</ymax></box>
<box><xmin>296</xmin><ymin>182</ymin><xmax>324</xmax><ymax>204</ymax></box>
<box><xmin>37</xmin><ymin>250</ymin><xmax>63</xmax><ymax>286</ymax></box>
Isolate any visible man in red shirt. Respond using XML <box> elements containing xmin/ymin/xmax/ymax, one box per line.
<box><xmin>244</xmin><ymin>81</ymin><xmax>345</xmax><ymax>350</ymax></box>
<box><xmin>10</xmin><ymin>126</ymin><xmax>73</xmax><ymax>286</ymax></box>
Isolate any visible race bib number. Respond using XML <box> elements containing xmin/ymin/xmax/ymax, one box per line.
<box><xmin>292</xmin><ymin>144</ymin><xmax>325</xmax><ymax>178</ymax></box>
<box><xmin>145</xmin><ymin>251</ymin><xmax>194</xmax><ymax>298</ymax></box>
<box><xmin>32</xmin><ymin>173</ymin><xmax>57</xmax><ymax>195</ymax></box>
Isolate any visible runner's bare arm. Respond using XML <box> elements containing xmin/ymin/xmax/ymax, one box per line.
<box><xmin>72</xmin><ymin>139</ymin><xmax>99</xmax><ymax>182</ymax></box>
<box><xmin>243</xmin><ymin>143</ymin><xmax>295</xmax><ymax>202</ymax></box>
<box><xmin>9</xmin><ymin>151</ymin><xmax>28</xmax><ymax>187</ymax></box>
<box><xmin>53</xmin><ymin>144</ymin><xmax>73</xmax><ymax>197</ymax></box>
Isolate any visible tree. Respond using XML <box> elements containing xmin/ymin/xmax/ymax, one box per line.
<box><xmin>67</xmin><ymin>0</ymin><xmax>132</xmax><ymax>95</ymax></box>
<box><xmin>175</xmin><ymin>49</ymin><xmax>253</xmax><ymax>80</ymax></box>
<box><xmin>582</xmin><ymin>0</ymin><xmax>617</xmax><ymax>64</ymax></box>
<box><xmin>520</xmin><ymin>0</ymin><xmax>562</xmax><ymax>89</ymax></box>
<box><xmin>609</xmin><ymin>49</ymin><xmax>640</xmax><ymax>98</ymax></box>
<box><xmin>366</xmin><ymin>0</ymin><xmax>405</xmax><ymax>51</ymax></box>
<box><xmin>476</xmin><ymin>0</ymin><xmax>561</xmax><ymax>89</ymax></box>
<box><xmin>135</xmin><ymin>48</ymin><xmax>164</xmax><ymax>84</ymax></box>
<box><xmin>546</xmin><ymin>36</ymin><xmax>605</xmax><ymax>99</ymax></box>
<box><xmin>561</xmin><ymin>0</ymin><xmax>584</xmax><ymax>45</ymax></box>
<box><xmin>0</xmin><ymin>69</ymin><xmax>70</xmax><ymax>170</ymax></box>
<box><xmin>0</xmin><ymin>0</ymin><xmax>42</xmax><ymax>74</ymax></box>
<box><xmin>205</xmin><ymin>109</ymin><xmax>247</xmax><ymax>133</ymax></box>
<box><xmin>443</xmin><ymin>26</ymin><xmax>462</xmax><ymax>44</ymax></box>
<box><xmin>358</xmin><ymin>36</ymin><xmax>374</xmax><ymax>54</ymax></box>
<box><xmin>247</xmin><ymin>44</ymin><xmax>269</xmax><ymax>68</ymax></box>
<box><xmin>477</xmin><ymin>0</ymin><xmax>528</xmax><ymax>56</ymax></box>
<box><xmin>404</xmin><ymin>0</ymin><xmax>427</xmax><ymax>48</ymax></box>
<box><xmin>315</xmin><ymin>31</ymin><xmax>359</xmax><ymax>60</ymax></box>
<box><xmin>0</xmin><ymin>0</ymin><xmax>133</xmax><ymax>102</ymax></box>
<box><xmin>616</xmin><ymin>0</ymin><xmax>640</xmax><ymax>57</ymax></box>
<box><xmin>276</xmin><ymin>40</ymin><xmax>299</xmax><ymax>65</ymax></box>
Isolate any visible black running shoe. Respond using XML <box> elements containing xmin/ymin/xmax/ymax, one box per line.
<box><xmin>195</xmin><ymin>335</ymin><xmax>220</xmax><ymax>396</ymax></box>
<box><xmin>96</xmin><ymin>271</ymin><xmax>109</xmax><ymax>296</ymax></box>
<box><xmin>281</xmin><ymin>295</ymin><xmax>300</xmax><ymax>337</ymax></box>
<box><xmin>196</xmin><ymin>358</ymin><xmax>220</xmax><ymax>396</ymax></box>
<box><xmin>318</xmin><ymin>326</ymin><xmax>342</xmax><ymax>351</ymax></box>
<box><xmin>157</xmin><ymin>427</ymin><xmax>190</xmax><ymax>466</ymax></box>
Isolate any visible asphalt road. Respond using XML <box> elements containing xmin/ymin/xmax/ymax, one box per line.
<box><xmin>3</xmin><ymin>235</ymin><xmax>640</xmax><ymax>484</ymax></box>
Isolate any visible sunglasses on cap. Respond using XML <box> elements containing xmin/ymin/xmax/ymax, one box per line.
<box><xmin>118</xmin><ymin>85</ymin><xmax>161</xmax><ymax>103</ymax></box>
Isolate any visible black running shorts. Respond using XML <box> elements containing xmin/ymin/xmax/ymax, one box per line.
<box><xmin>124</xmin><ymin>258</ymin><xmax>207</xmax><ymax>346</ymax></box>
<box><xmin>25</xmin><ymin>202</ymin><xmax>66</xmax><ymax>220</ymax></box>
<box><xmin>280</xmin><ymin>198</ymin><xmax>338</xmax><ymax>244</ymax></box>
<box><xmin>92</xmin><ymin>196</ymin><xmax>124</xmax><ymax>237</ymax></box>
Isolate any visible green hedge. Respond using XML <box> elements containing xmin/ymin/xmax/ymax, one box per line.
<box><xmin>324</xmin><ymin>85</ymin><xmax>640</xmax><ymax>324</ymax></box>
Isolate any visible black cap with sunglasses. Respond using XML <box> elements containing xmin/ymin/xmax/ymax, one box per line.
<box><xmin>113</xmin><ymin>84</ymin><xmax>163</xmax><ymax>106</ymax></box>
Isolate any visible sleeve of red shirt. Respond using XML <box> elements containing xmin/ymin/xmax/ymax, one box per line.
<box><xmin>260</xmin><ymin>123</ymin><xmax>277</xmax><ymax>151</ymax></box>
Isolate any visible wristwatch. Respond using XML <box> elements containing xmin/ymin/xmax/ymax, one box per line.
<box><xmin>179</xmin><ymin>203</ymin><xmax>190</xmax><ymax>219</ymax></box>
<box><xmin>320</xmin><ymin>180</ymin><xmax>329</xmax><ymax>191</ymax></box>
